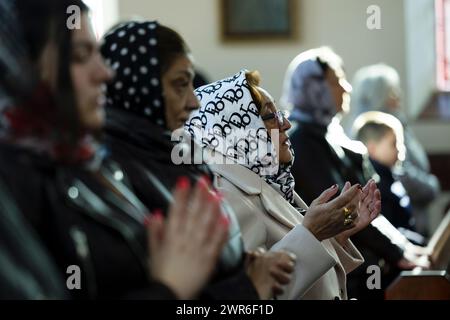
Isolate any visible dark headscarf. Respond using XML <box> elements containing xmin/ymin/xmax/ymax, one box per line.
<box><xmin>101</xmin><ymin>21</ymin><xmax>166</xmax><ymax>128</ymax></box>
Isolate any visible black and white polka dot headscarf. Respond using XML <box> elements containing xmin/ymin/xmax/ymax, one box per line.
<box><xmin>101</xmin><ymin>21</ymin><xmax>166</xmax><ymax>128</ymax></box>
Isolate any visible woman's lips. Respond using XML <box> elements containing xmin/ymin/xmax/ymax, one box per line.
<box><xmin>282</xmin><ymin>137</ymin><xmax>290</xmax><ymax>146</ymax></box>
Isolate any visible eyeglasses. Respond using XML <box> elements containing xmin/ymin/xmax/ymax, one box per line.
<box><xmin>261</xmin><ymin>110</ymin><xmax>287</xmax><ymax>128</ymax></box>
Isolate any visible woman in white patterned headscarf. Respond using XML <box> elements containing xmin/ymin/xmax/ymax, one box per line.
<box><xmin>186</xmin><ymin>69</ymin><xmax>382</xmax><ymax>300</ymax></box>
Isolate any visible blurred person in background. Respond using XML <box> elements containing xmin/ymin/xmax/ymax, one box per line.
<box><xmin>354</xmin><ymin>111</ymin><xmax>427</xmax><ymax>245</ymax></box>
<box><xmin>342</xmin><ymin>64</ymin><xmax>440</xmax><ymax>236</ymax></box>
<box><xmin>281</xmin><ymin>47</ymin><xmax>430</xmax><ymax>299</ymax></box>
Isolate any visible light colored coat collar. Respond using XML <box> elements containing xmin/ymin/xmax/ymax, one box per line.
<box><xmin>211</xmin><ymin>162</ymin><xmax>262</xmax><ymax>195</ymax></box>
<box><xmin>210</xmin><ymin>161</ymin><xmax>308</xmax><ymax>230</ymax></box>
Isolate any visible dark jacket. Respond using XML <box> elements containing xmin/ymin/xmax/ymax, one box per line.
<box><xmin>0</xmin><ymin>179</ymin><xmax>66</xmax><ymax>299</ymax></box>
<box><xmin>370</xmin><ymin>159</ymin><xmax>414</xmax><ymax>230</ymax></box>
<box><xmin>104</xmin><ymin>108</ymin><xmax>259</xmax><ymax>300</ymax></box>
<box><xmin>0</xmin><ymin>142</ymin><xmax>177</xmax><ymax>299</ymax></box>
<box><xmin>289</xmin><ymin>121</ymin><xmax>404</xmax><ymax>299</ymax></box>
<box><xmin>370</xmin><ymin>159</ymin><xmax>426</xmax><ymax>246</ymax></box>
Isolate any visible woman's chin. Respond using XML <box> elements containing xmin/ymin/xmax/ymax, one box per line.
<box><xmin>80</xmin><ymin>111</ymin><xmax>105</xmax><ymax>133</ymax></box>
<box><xmin>279</xmin><ymin>151</ymin><xmax>293</xmax><ymax>164</ymax></box>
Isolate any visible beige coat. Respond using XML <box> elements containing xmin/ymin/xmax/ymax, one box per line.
<box><xmin>210</xmin><ymin>160</ymin><xmax>364</xmax><ymax>300</ymax></box>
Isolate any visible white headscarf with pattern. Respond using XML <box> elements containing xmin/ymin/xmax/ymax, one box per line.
<box><xmin>185</xmin><ymin>70</ymin><xmax>296</xmax><ymax>203</ymax></box>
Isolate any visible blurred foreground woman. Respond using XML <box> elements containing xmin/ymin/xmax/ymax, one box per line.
<box><xmin>0</xmin><ymin>0</ymin><xmax>65</xmax><ymax>299</ymax></box>
<box><xmin>0</xmin><ymin>0</ymin><xmax>232</xmax><ymax>299</ymax></box>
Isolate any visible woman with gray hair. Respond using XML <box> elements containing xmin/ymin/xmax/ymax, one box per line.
<box><xmin>281</xmin><ymin>49</ymin><xmax>430</xmax><ymax>299</ymax></box>
<box><xmin>342</xmin><ymin>64</ymin><xmax>440</xmax><ymax>236</ymax></box>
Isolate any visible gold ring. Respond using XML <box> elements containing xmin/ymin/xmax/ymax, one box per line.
<box><xmin>343</xmin><ymin>207</ymin><xmax>352</xmax><ymax>218</ymax></box>
<box><xmin>344</xmin><ymin>218</ymin><xmax>353</xmax><ymax>226</ymax></box>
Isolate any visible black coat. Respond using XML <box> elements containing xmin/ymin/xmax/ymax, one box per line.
<box><xmin>370</xmin><ymin>159</ymin><xmax>415</xmax><ymax>230</ymax></box>
<box><xmin>0</xmin><ymin>178</ymin><xmax>66</xmax><ymax>299</ymax></box>
<box><xmin>104</xmin><ymin>108</ymin><xmax>258</xmax><ymax>300</ymax></box>
<box><xmin>0</xmin><ymin>142</ymin><xmax>177</xmax><ymax>299</ymax></box>
<box><xmin>289</xmin><ymin>121</ymin><xmax>404</xmax><ymax>299</ymax></box>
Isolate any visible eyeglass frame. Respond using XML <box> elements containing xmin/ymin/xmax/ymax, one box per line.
<box><xmin>261</xmin><ymin>110</ymin><xmax>288</xmax><ymax>128</ymax></box>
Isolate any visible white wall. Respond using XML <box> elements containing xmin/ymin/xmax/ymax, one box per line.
<box><xmin>404</xmin><ymin>0</ymin><xmax>437</xmax><ymax>118</ymax></box>
<box><xmin>410</xmin><ymin>121</ymin><xmax>450</xmax><ymax>153</ymax></box>
<box><xmin>116</xmin><ymin>0</ymin><xmax>407</xmax><ymax>105</ymax></box>
<box><xmin>84</xmin><ymin>0</ymin><xmax>119</xmax><ymax>37</ymax></box>
<box><xmin>111</xmin><ymin>0</ymin><xmax>448</xmax><ymax>153</ymax></box>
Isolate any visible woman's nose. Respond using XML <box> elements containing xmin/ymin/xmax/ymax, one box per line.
<box><xmin>281</xmin><ymin>116</ymin><xmax>292</xmax><ymax>131</ymax></box>
<box><xmin>95</xmin><ymin>54</ymin><xmax>114</xmax><ymax>83</ymax></box>
<box><xmin>186</xmin><ymin>87</ymin><xmax>200</xmax><ymax>111</ymax></box>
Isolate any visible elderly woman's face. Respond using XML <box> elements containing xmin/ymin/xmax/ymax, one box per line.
<box><xmin>258</xmin><ymin>87</ymin><xmax>293</xmax><ymax>164</ymax></box>
<box><xmin>162</xmin><ymin>54</ymin><xmax>199</xmax><ymax>131</ymax></box>
<box><xmin>386</xmin><ymin>87</ymin><xmax>401</xmax><ymax>111</ymax></box>
<box><xmin>325</xmin><ymin>67</ymin><xmax>351</xmax><ymax>114</ymax></box>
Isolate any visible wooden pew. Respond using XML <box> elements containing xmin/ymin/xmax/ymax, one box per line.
<box><xmin>386</xmin><ymin>211</ymin><xmax>450</xmax><ymax>300</ymax></box>
<box><xmin>428</xmin><ymin>210</ymin><xmax>450</xmax><ymax>269</ymax></box>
